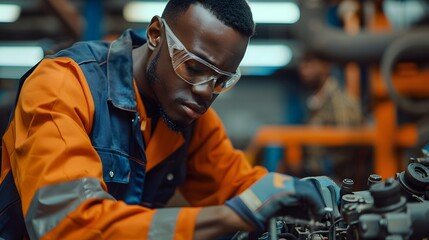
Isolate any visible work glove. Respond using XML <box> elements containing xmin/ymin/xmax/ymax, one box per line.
<box><xmin>225</xmin><ymin>172</ymin><xmax>327</xmax><ymax>230</ymax></box>
<box><xmin>302</xmin><ymin>176</ymin><xmax>340</xmax><ymax>205</ymax></box>
<box><xmin>302</xmin><ymin>176</ymin><xmax>341</xmax><ymax>219</ymax></box>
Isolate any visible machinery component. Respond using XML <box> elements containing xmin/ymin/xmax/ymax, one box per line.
<box><xmin>396</xmin><ymin>162</ymin><xmax>429</xmax><ymax>200</ymax></box>
<box><xmin>340</xmin><ymin>179</ymin><xmax>354</xmax><ymax>198</ymax></box>
<box><xmin>234</xmin><ymin>158</ymin><xmax>429</xmax><ymax>240</ymax></box>
<box><xmin>367</xmin><ymin>174</ymin><xmax>382</xmax><ymax>187</ymax></box>
<box><xmin>369</xmin><ymin>178</ymin><xmax>407</xmax><ymax>213</ymax></box>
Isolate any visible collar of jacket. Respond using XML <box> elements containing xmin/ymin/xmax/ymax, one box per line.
<box><xmin>107</xmin><ymin>29</ymin><xmax>146</xmax><ymax>111</ymax></box>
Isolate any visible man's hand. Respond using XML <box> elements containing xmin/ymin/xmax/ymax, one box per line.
<box><xmin>302</xmin><ymin>176</ymin><xmax>341</xmax><ymax>218</ymax></box>
<box><xmin>225</xmin><ymin>173</ymin><xmax>327</xmax><ymax>230</ymax></box>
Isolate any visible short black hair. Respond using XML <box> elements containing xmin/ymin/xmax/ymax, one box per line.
<box><xmin>162</xmin><ymin>0</ymin><xmax>255</xmax><ymax>37</ymax></box>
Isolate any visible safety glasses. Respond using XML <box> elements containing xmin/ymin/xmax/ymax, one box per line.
<box><xmin>161</xmin><ymin>18</ymin><xmax>241</xmax><ymax>94</ymax></box>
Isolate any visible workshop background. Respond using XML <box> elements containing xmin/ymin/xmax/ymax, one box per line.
<box><xmin>1</xmin><ymin>0</ymin><xmax>429</xmax><ymax>189</ymax></box>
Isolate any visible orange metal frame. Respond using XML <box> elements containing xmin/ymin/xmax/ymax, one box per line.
<box><xmin>246</xmin><ymin>124</ymin><xmax>417</xmax><ymax>179</ymax></box>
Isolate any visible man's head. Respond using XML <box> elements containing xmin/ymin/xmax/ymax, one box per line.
<box><xmin>138</xmin><ymin>0</ymin><xmax>254</xmax><ymax>131</ymax></box>
<box><xmin>162</xmin><ymin>0</ymin><xmax>255</xmax><ymax>37</ymax></box>
<box><xmin>298</xmin><ymin>51</ymin><xmax>331</xmax><ymax>91</ymax></box>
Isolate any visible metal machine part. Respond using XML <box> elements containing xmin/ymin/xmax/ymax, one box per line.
<box><xmin>233</xmin><ymin>157</ymin><xmax>429</xmax><ymax>240</ymax></box>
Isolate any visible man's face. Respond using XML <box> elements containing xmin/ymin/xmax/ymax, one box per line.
<box><xmin>145</xmin><ymin>4</ymin><xmax>249</xmax><ymax>131</ymax></box>
<box><xmin>298</xmin><ymin>57</ymin><xmax>329</xmax><ymax>91</ymax></box>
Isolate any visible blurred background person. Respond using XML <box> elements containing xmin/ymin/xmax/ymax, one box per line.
<box><xmin>297</xmin><ymin>51</ymin><xmax>363</xmax><ymax>182</ymax></box>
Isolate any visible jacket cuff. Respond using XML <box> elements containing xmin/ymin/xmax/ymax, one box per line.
<box><xmin>175</xmin><ymin>207</ymin><xmax>202</xmax><ymax>239</ymax></box>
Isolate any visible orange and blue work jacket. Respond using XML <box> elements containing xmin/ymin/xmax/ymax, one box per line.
<box><xmin>0</xmin><ymin>30</ymin><xmax>267</xmax><ymax>239</ymax></box>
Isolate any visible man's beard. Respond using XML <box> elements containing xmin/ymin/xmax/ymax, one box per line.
<box><xmin>158</xmin><ymin>107</ymin><xmax>187</xmax><ymax>132</ymax></box>
<box><xmin>146</xmin><ymin>47</ymin><xmax>188</xmax><ymax>132</ymax></box>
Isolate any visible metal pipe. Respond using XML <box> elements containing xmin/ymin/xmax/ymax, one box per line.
<box><xmin>292</xmin><ymin>0</ymin><xmax>429</xmax><ymax>64</ymax></box>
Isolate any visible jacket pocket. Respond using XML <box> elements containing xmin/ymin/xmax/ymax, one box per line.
<box><xmin>96</xmin><ymin>147</ymin><xmax>131</xmax><ymax>184</ymax></box>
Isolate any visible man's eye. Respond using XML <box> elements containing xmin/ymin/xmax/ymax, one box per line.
<box><xmin>184</xmin><ymin>63</ymin><xmax>205</xmax><ymax>77</ymax></box>
<box><xmin>214</xmin><ymin>76</ymin><xmax>228</xmax><ymax>87</ymax></box>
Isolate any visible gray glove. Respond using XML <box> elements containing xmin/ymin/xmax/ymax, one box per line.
<box><xmin>225</xmin><ymin>173</ymin><xmax>327</xmax><ymax>230</ymax></box>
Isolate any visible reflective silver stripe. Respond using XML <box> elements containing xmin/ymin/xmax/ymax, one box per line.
<box><xmin>25</xmin><ymin>178</ymin><xmax>115</xmax><ymax>239</ymax></box>
<box><xmin>149</xmin><ymin>208</ymin><xmax>181</xmax><ymax>240</ymax></box>
<box><xmin>239</xmin><ymin>190</ymin><xmax>262</xmax><ymax>212</ymax></box>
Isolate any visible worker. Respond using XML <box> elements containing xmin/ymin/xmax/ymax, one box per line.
<box><xmin>298</xmin><ymin>51</ymin><xmax>363</xmax><ymax>181</ymax></box>
<box><xmin>0</xmin><ymin>1</ymin><xmax>337</xmax><ymax>239</ymax></box>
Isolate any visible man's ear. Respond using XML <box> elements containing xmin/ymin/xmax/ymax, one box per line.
<box><xmin>147</xmin><ymin>16</ymin><xmax>162</xmax><ymax>50</ymax></box>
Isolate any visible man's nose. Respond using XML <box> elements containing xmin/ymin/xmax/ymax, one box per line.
<box><xmin>191</xmin><ymin>79</ymin><xmax>215</xmax><ymax>100</ymax></box>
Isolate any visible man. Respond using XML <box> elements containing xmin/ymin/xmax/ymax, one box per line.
<box><xmin>0</xmin><ymin>1</ymin><xmax>335</xmax><ymax>239</ymax></box>
<box><xmin>298</xmin><ymin>51</ymin><xmax>363</xmax><ymax>181</ymax></box>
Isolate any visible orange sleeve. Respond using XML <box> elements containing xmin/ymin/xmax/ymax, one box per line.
<box><xmin>4</xmin><ymin>57</ymin><xmax>200</xmax><ymax>239</ymax></box>
<box><xmin>181</xmin><ymin>109</ymin><xmax>268</xmax><ymax>206</ymax></box>
<box><xmin>8</xmin><ymin>57</ymin><xmax>101</xmax><ymax>214</ymax></box>
<box><xmin>43</xmin><ymin>200</ymin><xmax>201</xmax><ymax>240</ymax></box>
